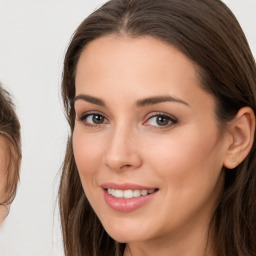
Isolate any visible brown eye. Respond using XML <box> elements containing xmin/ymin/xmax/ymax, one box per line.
<box><xmin>79</xmin><ymin>113</ymin><xmax>108</xmax><ymax>126</ymax></box>
<box><xmin>155</xmin><ymin>116</ymin><xmax>170</xmax><ymax>126</ymax></box>
<box><xmin>145</xmin><ymin>114</ymin><xmax>177</xmax><ymax>128</ymax></box>
<box><xmin>92</xmin><ymin>114</ymin><xmax>105</xmax><ymax>124</ymax></box>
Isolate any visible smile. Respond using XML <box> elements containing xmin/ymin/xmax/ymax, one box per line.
<box><xmin>102</xmin><ymin>184</ymin><xmax>159</xmax><ymax>212</ymax></box>
<box><xmin>107</xmin><ymin>188</ymin><xmax>156</xmax><ymax>199</ymax></box>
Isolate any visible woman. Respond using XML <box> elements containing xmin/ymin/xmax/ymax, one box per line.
<box><xmin>0</xmin><ymin>83</ymin><xmax>21</xmax><ymax>223</ymax></box>
<box><xmin>59</xmin><ymin>0</ymin><xmax>256</xmax><ymax>255</ymax></box>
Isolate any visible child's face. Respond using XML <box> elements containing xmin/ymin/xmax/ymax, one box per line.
<box><xmin>73</xmin><ymin>36</ymin><xmax>230</xmax><ymax>245</ymax></box>
<box><xmin>0</xmin><ymin>136</ymin><xmax>11</xmax><ymax>223</ymax></box>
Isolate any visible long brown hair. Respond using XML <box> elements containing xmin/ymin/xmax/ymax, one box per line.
<box><xmin>59</xmin><ymin>0</ymin><xmax>256</xmax><ymax>255</ymax></box>
<box><xmin>0</xmin><ymin>83</ymin><xmax>21</xmax><ymax>208</ymax></box>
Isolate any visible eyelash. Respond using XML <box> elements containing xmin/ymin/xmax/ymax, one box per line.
<box><xmin>143</xmin><ymin>112</ymin><xmax>178</xmax><ymax>128</ymax></box>
<box><xmin>77</xmin><ymin>111</ymin><xmax>109</xmax><ymax>127</ymax></box>
<box><xmin>77</xmin><ymin>112</ymin><xmax>178</xmax><ymax>129</ymax></box>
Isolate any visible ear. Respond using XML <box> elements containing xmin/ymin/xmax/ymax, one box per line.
<box><xmin>223</xmin><ymin>107</ymin><xmax>255</xmax><ymax>169</ymax></box>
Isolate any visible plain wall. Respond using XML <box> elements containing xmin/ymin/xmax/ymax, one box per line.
<box><xmin>0</xmin><ymin>1</ymin><xmax>255</xmax><ymax>255</ymax></box>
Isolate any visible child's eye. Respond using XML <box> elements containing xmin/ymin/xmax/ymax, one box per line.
<box><xmin>144</xmin><ymin>114</ymin><xmax>177</xmax><ymax>128</ymax></box>
<box><xmin>78</xmin><ymin>113</ymin><xmax>108</xmax><ymax>126</ymax></box>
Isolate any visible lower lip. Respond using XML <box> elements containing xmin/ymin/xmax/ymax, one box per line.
<box><xmin>103</xmin><ymin>189</ymin><xmax>158</xmax><ymax>212</ymax></box>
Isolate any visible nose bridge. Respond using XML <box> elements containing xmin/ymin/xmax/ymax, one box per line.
<box><xmin>103</xmin><ymin>120</ymin><xmax>141</xmax><ymax>171</ymax></box>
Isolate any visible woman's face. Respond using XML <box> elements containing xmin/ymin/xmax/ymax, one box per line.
<box><xmin>73</xmin><ymin>36</ymin><xmax>230</xmax><ymax>245</ymax></box>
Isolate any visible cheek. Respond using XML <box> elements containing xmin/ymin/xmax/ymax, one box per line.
<box><xmin>141</xmin><ymin>128</ymin><xmax>225</xmax><ymax>230</ymax></box>
<box><xmin>72</xmin><ymin>130</ymin><xmax>105</xmax><ymax>184</ymax></box>
<box><xmin>144</xmin><ymin>125</ymin><xmax>224</xmax><ymax>190</ymax></box>
<box><xmin>72</xmin><ymin>130</ymin><xmax>107</xmax><ymax>212</ymax></box>
<box><xmin>0</xmin><ymin>145</ymin><xmax>10</xmax><ymax>202</ymax></box>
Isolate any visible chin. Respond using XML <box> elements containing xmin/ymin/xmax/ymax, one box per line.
<box><xmin>103</xmin><ymin>224</ymin><xmax>149</xmax><ymax>243</ymax></box>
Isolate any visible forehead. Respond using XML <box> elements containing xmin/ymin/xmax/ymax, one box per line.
<box><xmin>77</xmin><ymin>36</ymin><xmax>197</xmax><ymax>85</ymax></box>
<box><xmin>75</xmin><ymin>35</ymin><xmax>214</xmax><ymax>111</ymax></box>
<box><xmin>76</xmin><ymin>35</ymin><xmax>197</xmax><ymax>75</ymax></box>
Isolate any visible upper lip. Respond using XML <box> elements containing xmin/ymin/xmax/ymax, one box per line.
<box><xmin>101</xmin><ymin>182</ymin><xmax>158</xmax><ymax>190</ymax></box>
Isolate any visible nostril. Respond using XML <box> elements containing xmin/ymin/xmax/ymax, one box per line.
<box><xmin>120</xmin><ymin>164</ymin><xmax>134</xmax><ymax>170</ymax></box>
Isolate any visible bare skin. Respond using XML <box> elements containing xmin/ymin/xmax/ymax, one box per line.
<box><xmin>0</xmin><ymin>136</ymin><xmax>11</xmax><ymax>223</ymax></box>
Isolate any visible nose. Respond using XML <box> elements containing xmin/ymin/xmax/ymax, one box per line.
<box><xmin>103</xmin><ymin>126</ymin><xmax>142</xmax><ymax>171</ymax></box>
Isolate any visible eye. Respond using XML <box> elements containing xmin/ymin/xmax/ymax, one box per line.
<box><xmin>78</xmin><ymin>113</ymin><xmax>108</xmax><ymax>126</ymax></box>
<box><xmin>144</xmin><ymin>114</ymin><xmax>177</xmax><ymax>128</ymax></box>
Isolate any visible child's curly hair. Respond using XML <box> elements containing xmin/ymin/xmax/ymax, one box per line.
<box><xmin>0</xmin><ymin>83</ymin><xmax>21</xmax><ymax>209</ymax></box>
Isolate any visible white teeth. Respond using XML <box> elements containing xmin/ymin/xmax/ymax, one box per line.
<box><xmin>133</xmin><ymin>190</ymin><xmax>141</xmax><ymax>197</ymax></box>
<box><xmin>124</xmin><ymin>190</ymin><xmax>133</xmax><ymax>199</ymax></box>
<box><xmin>141</xmin><ymin>190</ymin><xmax>147</xmax><ymax>196</ymax></box>
<box><xmin>114</xmin><ymin>190</ymin><xmax>123</xmax><ymax>198</ymax></box>
<box><xmin>107</xmin><ymin>189</ymin><xmax>156</xmax><ymax>199</ymax></box>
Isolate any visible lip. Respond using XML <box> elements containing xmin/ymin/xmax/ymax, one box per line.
<box><xmin>101</xmin><ymin>182</ymin><xmax>158</xmax><ymax>212</ymax></box>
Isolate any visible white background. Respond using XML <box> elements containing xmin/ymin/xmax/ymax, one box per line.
<box><xmin>0</xmin><ymin>1</ymin><xmax>255</xmax><ymax>256</ymax></box>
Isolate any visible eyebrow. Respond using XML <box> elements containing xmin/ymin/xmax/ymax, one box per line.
<box><xmin>74</xmin><ymin>94</ymin><xmax>105</xmax><ymax>106</ymax></box>
<box><xmin>136</xmin><ymin>96</ymin><xmax>190</xmax><ymax>107</ymax></box>
<box><xmin>74</xmin><ymin>94</ymin><xmax>190</xmax><ymax>107</ymax></box>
